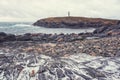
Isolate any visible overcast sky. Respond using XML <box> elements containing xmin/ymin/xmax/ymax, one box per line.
<box><xmin>0</xmin><ymin>0</ymin><xmax>120</xmax><ymax>22</ymax></box>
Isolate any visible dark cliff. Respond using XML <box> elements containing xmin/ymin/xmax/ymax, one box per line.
<box><xmin>33</xmin><ymin>17</ymin><xmax>120</xmax><ymax>28</ymax></box>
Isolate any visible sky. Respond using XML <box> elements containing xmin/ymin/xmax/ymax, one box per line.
<box><xmin>0</xmin><ymin>0</ymin><xmax>120</xmax><ymax>22</ymax></box>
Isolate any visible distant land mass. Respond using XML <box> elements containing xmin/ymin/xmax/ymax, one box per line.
<box><xmin>33</xmin><ymin>16</ymin><xmax>120</xmax><ymax>28</ymax></box>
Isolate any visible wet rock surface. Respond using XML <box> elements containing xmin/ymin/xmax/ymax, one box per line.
<box><xmin>0</xmin><ymin>32</ymin><xmax>120</xmax><ymax>80</ymax></box>
<box><xmin>0</xmin><ymin>53</ymin><xmax>120</xmax><ymax>80</ymax></box>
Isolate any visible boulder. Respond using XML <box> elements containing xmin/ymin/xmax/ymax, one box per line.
<box><xmin>4</xmin><ymin>34</ymin><xmax>16</xmax><ymax>41</ymax></box>
<box><xmin>0</xmin><ymin>32</ymin><xmax>16</xmax><ymax>42</ymax></box>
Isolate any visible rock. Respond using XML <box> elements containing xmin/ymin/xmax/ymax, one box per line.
<box><xmin>93</xmin><ymin>24</ymin><xmax>120</xmax><ymax>36</ymax></box>
<box><xmin>0</xmin><ymin>32</ymin><xmax>7</xmax><ymax>42</ymax></box>
<box><xmin>0</xmin><ymin>32</ymin><xmax>94</xmax><ymax>43</ymax></box>
<box><xmin>83</xmin><ymin>68</ymin><xmax>106</xmax><ymax>78</ymax></box>
<box><xmin>15</xmin><ymin>65</ymin><xmax>24</xmax><ymax>72</ymax></box>
<box><xmin>38</xmin><ymin>73</ymin><xmax>46</xmax><ymax>80</ymax></box>
<box><xmin>51</xmin><ymin>63</ymin><xmax>60</xmax><ymax>68</ymax></box>
<box><xmin>0</xmin><ymin>54</ymin><xmax>6</xmax><ymax>58</ymax></box>
<box><xmin>93</xmin><ymin>26</ymin><xmax>108</xmax><ymax>34</ymax></box>
<box><xmin>49</xmin><ymin>68</ymin><xmax>56</xmax><ymax>75</ymax></box>
<box><xmin>0</xmin><ymin>32</ymin><xmax>7</xmax><ymax>36</ymax></box>
<box><xmin>0</xmin><ymin>49</ymin><xmax>120</xmax><ymax>80</ymax></box>
<box><xmin>0</xmin><ymin>33</ymin><xmax>16</xmax><ymax>42</ymax></box>
<box><xmin>38</xmin><ymin>66</ymin><xmax>47</xmax><ymax>73</ymax></box>
<box><xmin>107</xmin><ymin>30</ymin><xmax>120</xmax><ymax>36</ymax></box>
<box><xmin>74</xmin><ymin>72</ymin><xmax>92</xmax><ymax>80</ymax></box>
<box><xmin>64</xmin><ymin>68</ymin><xmax>73</xmax><ymax>78</ymax></box>
<box><xmin>4</xmin><ymin>34</ymin><xmax>16</xmax><ymax>41</ymax></box>
<box><xmin>56</xmin><ymin>68</ymin><xmax>65</xmax><ymax>78</ymax></box>
<box><xmin>16</xmin><ymin>35</ymin><xmax>32</xmax><ymax>41</ymax></box>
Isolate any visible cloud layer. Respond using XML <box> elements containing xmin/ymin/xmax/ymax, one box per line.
<box><xmin>0</xmin><ymin>0</ymin><xmax>120</xmax><ymax>22</ymax></box>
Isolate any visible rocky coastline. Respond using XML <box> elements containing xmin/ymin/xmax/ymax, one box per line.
<box><xmin>0</xmin><ymin>22</ymin><xmax>120</xmax><ymax>43</ymax></box>
<box><xmin>0</xmin><ymin>32</ymin><xmax>93</xmax><ymax>43</ymax></box>
<box><xmin>33</xmin><ymin>17</ymin><xmax>120</xmax><ymax>28</ymax></box>
<box><xmin>0</xmin><ymin>17</ymin><xmax>120</xmax><ymax>80</ymax></box>
<box><xmin>0</xmin><ymin>33</ymin><xmax>120</xmax><ymax>80</ymax></box>
<box><xmin>0</xmin><ymin>22</ymin><xmax>120</xmax><ymax>57</ymax></box>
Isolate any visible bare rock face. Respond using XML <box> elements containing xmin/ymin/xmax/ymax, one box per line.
<box><xmin>0</xmin><ymin>53</ymin><xmax>120</xmax><ymax>80</ymax></box>
<box><xmin>33</xmin><ymin>17</ymin><xmax>119</xmax><ymax>28</ymax></box>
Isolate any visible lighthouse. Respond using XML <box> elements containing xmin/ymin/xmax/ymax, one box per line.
<box><xmin>68</xmin><ymin>11</ymin><xmax>70</xmax><ymax>17</ymax></box>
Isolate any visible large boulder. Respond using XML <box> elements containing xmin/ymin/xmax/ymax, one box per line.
<box><xmin>0</xmin><ymin>32</ymin><xmax>7</xmax><ymax>42</ymax></box>
<box><xmin>4</xmin><ymin>34</ymin><xmax>16</xmax><ymax>41</ymax></box>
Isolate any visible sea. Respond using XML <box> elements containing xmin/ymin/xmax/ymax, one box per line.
<box><xmin>0</xmin><ymin>22</ymin><xmax>95</xmax><ymax>35</ymax></box>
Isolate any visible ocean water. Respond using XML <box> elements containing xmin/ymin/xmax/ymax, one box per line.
<box><xmin>0</xmin><ymin>22</ymin><xmax>95</xmax><ymax>35</ymax></box>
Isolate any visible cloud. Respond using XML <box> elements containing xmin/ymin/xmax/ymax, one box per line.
<box><xmin>0</xmin><ymin>0</ymin><xmax>120</xmax><ymax>22</ymax></box>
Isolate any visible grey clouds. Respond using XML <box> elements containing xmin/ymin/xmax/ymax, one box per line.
<box><xmin>0</xmin><ymin>0</ymin><xmax>120</xmax><ymax>22</ymax></box>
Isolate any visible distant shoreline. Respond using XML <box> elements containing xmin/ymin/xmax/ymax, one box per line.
<box><xmin>33</xmin><ymin>16</ymin><xmax>120</xmax><ymax>28</ymax></box>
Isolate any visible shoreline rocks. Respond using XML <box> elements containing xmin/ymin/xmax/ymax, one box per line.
<box><xmin>0</xmin><ymin>32</ymin><xmax>93</xmax><ymax>43</ymax></box>
<box><xmin>0</xmin><ymin>36</ymin><xmax>119</xmax><ymax>57</ymax></box>
<box><xmin>93</xmin><ymin>23</ymin><xmax>120</xmax><ymax>36</ymax></box>
<box><xmin>0</xmin><ymin>32</ymin><xmax>16</xmax><ymax>42</ymax></box>
<box><xmin>0</xmin><ymin>17</ymin><xmax>120</xmax><ymax>80</ymax></box>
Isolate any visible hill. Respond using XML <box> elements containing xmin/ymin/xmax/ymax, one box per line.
<box><xmin>33</xmin><ymin>16</ymin><xmax>120</xmax><ymax>28</ymax></box>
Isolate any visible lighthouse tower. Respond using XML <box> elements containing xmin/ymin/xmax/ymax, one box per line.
<box><xmin>68</xmin><ymin>11</ymin><xmax>70</xmax><ymax>17</ymax></box>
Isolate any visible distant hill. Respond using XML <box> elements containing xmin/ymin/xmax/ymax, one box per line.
<box><xmin>33</xmin><ymin>16</ymin><xmax>120</xmax><ymax>28</ymax></box>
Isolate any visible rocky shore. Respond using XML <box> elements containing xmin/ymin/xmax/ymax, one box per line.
<box><xmin>0</xmin><ymin>31</ymin><xmax>120</xmax><ymax>80</ymax></box>
<box><xmin>0</xmin><ymin>35</ymin><xmax>120</xmax><ymax>57</ymax></box>
<box><xmin>0</xmin><ymin>52</ymin><xmax>120</xmax><ymax>80</ymax></box>
<box><xmin>33</xmin><ymin>17</ymin><xmax>120</xmax><ymax>28</ymax></box>
<box><xmin>0</xmin><ymin>23</ymin><xmax>120</xmax><ymax>43</ymax></box>
<box><xmin>0</xmin><ymin>16</ymin><xmax>120</xmax><ymax>80</ymax></box>
<box><xmin>0</xmin><ymin>32</ymin><xmax>94</xmax><ymax>43</ymax></box>
<box><xmin>0</xmin><ymin>36</ymin><xmax>120</xmax><ymax>80</ymax></box>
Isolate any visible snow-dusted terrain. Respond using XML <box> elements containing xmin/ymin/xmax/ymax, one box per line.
<box><xmin>0</xmin><ymin>52</ymin><xmax>120</xmax><ymax>80</ymax></box>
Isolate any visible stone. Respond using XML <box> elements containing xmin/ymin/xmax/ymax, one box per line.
<box><xmin>64</xmin><ymin>68</ymin><xmax>73</xmax><ymax>78</ymax></box>
<box><xmin>5</xmin><ymin>34</ymin><xmax>16</xmax><ymax>41</ymax></box>
<box><xmin>38</xmin><ymin>66</ymin><xmax>47</xmax><ymax>73</ymax></box>
<box><xmin>16</xmin><ymin>35</ymin><xmax>32</xmax><ymax>41</ymax></box>
<box><xmin>38</xmin><ymin>73</ymin><xmax>46</xmax><ymax>80</ymax></box>
<box><xmin>74</xmin><ymin>72</ymin><xmax>92</xmax><ymax>80</ymax></box>
<box><xmin>0</xmin><ymin>32</ymin><xmax>7</xmax><ymax>36</ymax></box>
<box><xmin>49</xmin><ymin>68</ymin><xmax>56</xmax><ymax>75</ymax></box>
<box><xmin>83</xmin><ymin>68</ymin><xmax>106</xmax><ymax>78</ymax></box>
<box><xmin>56</xmin><ymin>68</ymin><xmax>65</xmax><ymax>78</ymax></box>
